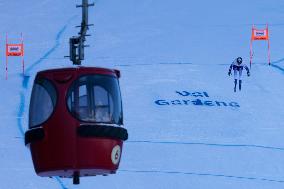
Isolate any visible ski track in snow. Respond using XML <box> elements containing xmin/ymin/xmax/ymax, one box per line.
<box><xmin>16</xmin><ymin>16</ymin><xmax>77</xmax><ymax>189</ymax></box>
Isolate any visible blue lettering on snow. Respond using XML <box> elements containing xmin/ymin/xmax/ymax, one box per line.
<box><xmin>171</xmin><ymin>100</ymin><xmax>182</xmax><ymax>105</ymax></box>
<box><xmin>155</xmin><ymin>90</ymin><xmax>240</xmax><ymax>108</ymax></box>
<box><xmin>155</xmin><ymin>99</ymin><xmax>240</xmax><ymax>107</ymax></box>
<box><xmin>155</xmin><ymin>100</ymin><xmax>170</xmax><ymax>105</ymax></box>
<box><xmin>176</xmin><ymin>91</ymin><xmax>209</xmax><ymax>97</ymax></box>
<box><xmin>176</xmin><ymin>91</ymin><xmax>190</xmax><ymax>96</ymax></box>
<box><xmin>215</xmin><ymin>101</ymin><xmax>227</xmax><ymax>106</ymax></box>
<box><xmin>204</xmin><ymin>101</ymin><xmax>214</xmax><ymax>106</ymax></box>
<box><xmin>229</xmin><ymin>102</ymin><xmax>240</xmax><ymax>108</ymax></box>
<box><xmin>192</xmin><ymin>99</ymin><xmax>203</xmax><ymax>105</ymax></box>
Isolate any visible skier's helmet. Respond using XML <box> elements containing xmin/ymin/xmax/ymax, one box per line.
<box><xmin>236</xmin><ymin>57</ymin><xmax>242</xmax><ymax>65</ymax></box>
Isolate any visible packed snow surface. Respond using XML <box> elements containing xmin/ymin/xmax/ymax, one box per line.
<box><xmin>1</xmin><ymin>0</ymin><xmax>284</xmax><ymax>188</ymax></box>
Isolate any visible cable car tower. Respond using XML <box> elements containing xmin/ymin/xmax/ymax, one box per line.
<box><xmin>25</xmin><ymin>0</ymin><xmax>128</xmax><ymax>185</ymax></box>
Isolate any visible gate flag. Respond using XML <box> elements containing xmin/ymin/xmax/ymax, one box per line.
<box><xmin>250</xmin><ymin>24</ymin><xmax>270</xmax><ymax>67</ymax></box>
<box><xmin>6</xmin><ymin>44</ymin><xmax>24</xmax><ymax>56</ymax></box>
<box><xmin>5</xmin><ymin>33</ymin><xmax>25</xmax><ymax>80</ymax></box>
<box><xmin>251</xmin><ymin>27</ymin><xmax>269</xmax><ymax>40</ymax></box>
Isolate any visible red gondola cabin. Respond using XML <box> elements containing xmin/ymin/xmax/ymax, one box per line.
<box><xmin>25</xmin><ymin>67</ymin><xmax>128</xmax><ymax>184</ymax></box>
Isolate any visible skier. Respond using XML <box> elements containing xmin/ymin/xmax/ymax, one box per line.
<box><xmin>228</xmin><ymin>57</ymin><xmax>250</xmax><ymax>92</ymax></box>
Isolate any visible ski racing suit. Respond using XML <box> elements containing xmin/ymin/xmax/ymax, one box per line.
<box><xmin>228</xmin><ymin>59</ymin><xmax>250</xmax><ymax>92</ymax></box>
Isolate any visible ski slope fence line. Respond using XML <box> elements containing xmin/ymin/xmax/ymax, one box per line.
<box><xmin>119</xmin><ymin>169</ymin><xmax>284</xmax><ymax>184</ymax></box>
<box><xmin>127</xmin><ymin>140</ymin><xmax>284</xmax><ymax>152</ymax></box>
<box><xmin>125</xmin><ymin>140</ymin><xmax>284</xmax><ymax>183</ymax></box>
<box><xmin>270</xmin><ymin>64</ymin><xmax>284</xmax><ymax>73</ymax></box>
<box><xmin>270</xmin><ymin>57</ymin><xmax>284</xmax><ymax>73</ymax></box>
<box><xmin>114</xmin><ymin>61</ymin><xmax>283</xmax><ymax>67</ymax></box>
<box><xmin>16</xmin><ymin>16</ymin><xmax>78</xmax><ymax>189</ymax></box>
<box><xmin>115</xmin><ymin>60</ymin><xmax>284</xmax><ymax>75</ymax></box>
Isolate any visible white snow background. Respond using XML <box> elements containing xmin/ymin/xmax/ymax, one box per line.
<box><xmin>1</xmin><ymin>0</ymin><xmax>284</xmax><ymax>188</ymax></box>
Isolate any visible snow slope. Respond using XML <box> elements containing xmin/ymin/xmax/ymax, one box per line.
<box><xmin>1</xmin><ymin>0</ymin><xmax>284</xmax><ymax>188</ymax></box>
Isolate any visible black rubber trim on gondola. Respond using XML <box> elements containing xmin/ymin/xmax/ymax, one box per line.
<box><xmin>77</xmin><ymin>125</ymin><xmax>128</xmax><ymax>141</ymax></box>
<box><xmin>25</xmin><ymin>128</ymin><xmax>45</xmax><ymax>145</ymax></box>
